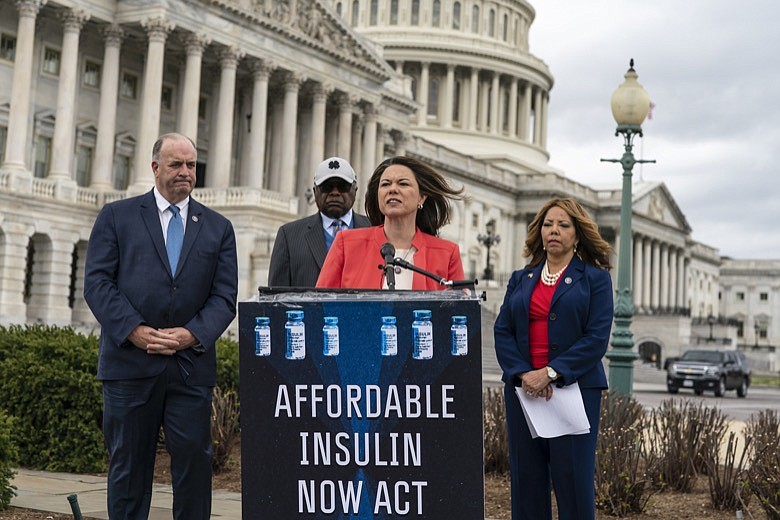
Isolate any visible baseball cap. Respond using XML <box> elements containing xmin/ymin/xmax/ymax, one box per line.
<box><xmin>314</xmin><ymin>157</ymin><xmax>357</xmax><ymax>186</ymax></box>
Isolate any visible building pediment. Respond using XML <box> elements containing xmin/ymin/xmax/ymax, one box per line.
<box><xmin>634</xmin><ymin>181</ymin><xmax>691</xmax><ymax>233</ymax></box>
<box><xmin>209</xmin><ymin>0</ymin><xmax>392</xmax><ymax>80</ymax></box>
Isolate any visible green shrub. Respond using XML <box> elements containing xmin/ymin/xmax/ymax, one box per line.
<box><xmin>0</xmin><ymin>325</ymin><xmax>105</xmax><ymax>473</ymax></box>
<box><xmin>216</xmin><ymin>336</ymin><xmax>239</xmax><ymax>392</ymax></box>
<box><xmin>0</xmin><ymin>410</ymin><xmax>18</xmax><ymax>511</ymax></box>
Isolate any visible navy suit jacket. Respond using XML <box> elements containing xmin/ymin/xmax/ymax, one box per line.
<box><xmin>493</xmin><ymin>256</ymin><xmax>613</xmax><ymax>390</ymax></box>
<box><xmin>84</xmin><ymin>190</ymin><xmax>238</xmax><ymax>386</ymax></box>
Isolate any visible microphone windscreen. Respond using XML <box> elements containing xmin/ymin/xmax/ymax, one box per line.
<box><xmin>380</xmin><ymin>242</ymin><xmax>395</xmax><ymax>258</ymax></box>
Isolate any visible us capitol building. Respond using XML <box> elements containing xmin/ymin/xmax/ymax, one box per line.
<box><xmin>0</xmin><ymin>0</ymin><xmax>776</xmax><ymax>370</ymax></box>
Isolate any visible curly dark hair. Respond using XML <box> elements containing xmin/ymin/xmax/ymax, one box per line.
<box><xmin>365</xmin><ymin>156</ymin><xmax>465</xmax><ymax>236</ymax></box>
<box><xmin>524</xmin><ymin>198</ymin><xmax>613</xmax><ymax>270</ymax></box>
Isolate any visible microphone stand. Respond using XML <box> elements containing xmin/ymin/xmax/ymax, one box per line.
<box><xmin>390</xmin><ymin>258</ymin><xmax>478</xmax><ymax>290</ymax></box>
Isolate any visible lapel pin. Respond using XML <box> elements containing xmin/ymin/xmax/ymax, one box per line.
<box><xmin>528</xmin><ymin>273</ymin><xmax>533</xmax><ymax>278</ymax></box>
<box><xmin>192</xmin><ymin>215</ymin><xmax>199</xmax><ymax>222</ymax></box>
<box><xmin>564</xmin><ymin>276</ymin><xmax>572</xmax><ymax>284</ymax></box>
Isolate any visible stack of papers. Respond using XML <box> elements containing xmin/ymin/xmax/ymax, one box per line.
<box><xmin>515</xmin><ymin>381</ymin><xmax>590</xmax><ymax>438</ymax></box>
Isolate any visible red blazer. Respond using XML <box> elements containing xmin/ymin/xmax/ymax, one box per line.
<box><xmin>316</xmin><ymin>225</ymin><xmax>464</xmax><ymax>290</ymax></box>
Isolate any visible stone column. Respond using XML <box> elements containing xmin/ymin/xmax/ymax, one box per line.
<box><xmin>507</xmin><ymin>77</ymin><xmax>518</xmax><ymax>138</ymax></box>
<box><xmin>651</xmin><ymin>240</ymin><xmax>660</xmax><ymax>310</ymax></box>
<box><xmin>660</xmin><ymin>244</ymin><xmax>670</xmax><ymax>310</ymax></box>
<box><xmin>48</xmin><ymin>9</ymin><xmax>89</xmax><ymax>190</ymax></box>
<box><xmin>669</xmin><ymin>247</ymin><xmax>678</xmax><ymax>310</ymax></box>
<box><xmin>677</xmin><ymin>254</ymin><xmax>687</xmax><ymax>310</ymax></box>
<box><xmin>207</xmin><ymin>46</ymin><xmax>242</xmax><ymax>188</ymax></box>
<box><xmin>633</xmin><ymin>234</ymin><xmax>644</xmax><ymax>310</ymax></box>
<box><xmin>442</xmin><ymin>64</ymin><xmax>455</xmax><ymax>128</ymax></box>
<box><xmin>178</xmin><ymin>32</ymin><xmax>210</xmax><ymax>142</ymax></box>
<box><xmin>351</xmin><ymin>117</ymin><xmax>363</xmax><ymax>181</ymax></box>
<box><xmin>90</xmin><ymin>24</ymin><xmax>124</xmax><ymax>190</ymax></box>
<box><xmin>540</xmin><ymin>92</ymin><xmax>549</xmax><ymax>149</ymax></box>
<box><xmin>468</xmin><ymin>68</ymin><xmax>478</xmax><ymax>132</ymax></box>
<box><xmin>1</xmin><ymin>0</ymin><xmax>46</xmax><ymax>179</ymax></box>
<box><xmin>246</xmin><ymin>59</ymin><xmax>275</xmax><ymax>189</ymax></box>
<box><xmin>337</xmin><ymin>93</ymin><xmax>354</xmax><ymax>160</ymax></box>
<box><xmin>375</xmin><ymin>127</ymin><xmax>387</xmax><ymax>166</ymax></box>
<box><xmin>489</xmin><ymin>72</ymin><xmax>499</xmax><ymax>135</ymax></box>
<box><xmin>279</xmin><ymin>72</ymin><xmax>303</xmax><ymax>197</ymax></box>
<box><xmin>393</xmin><ymin>131</ymin><xmax>409</xmax><ymax>156</ymax></box>
<box><xmin>303</xmin><ymin>81</ymin><xmax>330</xmax><ymax>191</ymax></box>
<box><xmin>131</xmin><ymin>17</ymin><xmax>174</xmax><ymax>191</ymax></box>
<box><xmin>478</xmin><ymin>78</ymin><xmax>489</xmax><ymax>131</ymax></box>
<box><xmin>532</xmin><ymin>87</ymin><xmax>542</xmax><ymax>146</ymax></box>
<box><xmin>0</xmin><ymin>222</ymin><xmax>33</xmax><ymax>323</ymax></box>
<box><xmin>518</xmin><ymin>82</ymin><xmax>531</xmax><ymax>141</ymax></box>
<box><xmin>642</xmin><ymin>238</ymin><xmax>652</xmax><ymax>310</ymax></box>
<box><xmin>70</xmin><ymin>240</ymin><xmax>94</xmax><ymax>325</ymax></box>
<box><xmin>417</xmin><ymin>62</ymin><xmax>430</xmax><ymax>126</ymax></box>
<box><xmin>360</xmin><ymin>104</ymin><xmax>377</xmax><ymax>209</ymax></box>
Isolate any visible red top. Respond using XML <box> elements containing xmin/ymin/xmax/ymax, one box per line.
<box><xmin>528</xmin><ymin>272</ymin><xmax>564</xmax><ymax>369</ymax></box>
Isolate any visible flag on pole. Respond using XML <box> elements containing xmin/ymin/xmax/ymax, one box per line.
<box><xmin>647</xmin><ymin>101</ymin><xmax>656</xmax><ymax>120</ymax></box>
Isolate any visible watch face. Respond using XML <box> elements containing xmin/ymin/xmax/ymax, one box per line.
<box><xmin>547</xmin><ymin>367</ymin><xmax>557</xmax><ymax>379</ymax></box>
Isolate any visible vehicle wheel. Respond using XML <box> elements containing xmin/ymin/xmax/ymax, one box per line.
<box><xmin>714</xmin><ymin>377</ymin><xmax>726</xmax><ymax>397</ymax></box>
<box><xmin>694</xmin><ymin>389</ymin><xmax>703</xmax><ymax>396</ymax></box>
<box><xmin>667</xmin><ymin>385</ymin><xmax>678</xmax><ymax>395</ymax></box>
<box><xmin>737</xmin><ymin>378</ymin><xmax>748</xmax><ymax>398</ymax></box>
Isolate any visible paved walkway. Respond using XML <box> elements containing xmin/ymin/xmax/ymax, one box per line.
<box><xmin>10</xmin><ymin>469</ymin><xmax>242</xmax><ymax>519</ymax></box>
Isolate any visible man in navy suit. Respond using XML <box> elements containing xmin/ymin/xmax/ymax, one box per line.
<box><xmin>268</xmin><ymin>156</ymin><xmax>371</xmax><ymax>287</ymax></box>
<box><xmin>84</xmin><ymin>133</ymin><xmax>238</xmax><ymax>520</ymax></box>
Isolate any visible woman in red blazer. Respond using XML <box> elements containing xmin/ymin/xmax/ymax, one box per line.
<box><xmin>317</xmin><ymin>156</ymin><xmax>465</xmax><ymax>290</ymax></box>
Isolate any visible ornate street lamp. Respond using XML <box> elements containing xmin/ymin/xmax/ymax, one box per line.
<box><xmin>602</xmin><ymin>60</ymin><xmax>655</xmax><ymax>395</ymax></box>
<box><xmin>477</xmin><ymin>218</ymin><xmax>501</xmax><ymax>281</ymax></box>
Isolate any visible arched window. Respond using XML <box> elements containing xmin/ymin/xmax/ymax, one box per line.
<box><xmin>411</xmin><ymin>0</ymin><xmax>420</xmax><ymax>25</ymax></box>
<box><xmin>390</xmin><ymin>0</ymin><xmax>398</xmax><ymax>25</ymax></box>
<box><xmin>370</xmin><ymin>0</ymin><xmax>378</xmax><ymax>25</ymax></box>
<box><xmin>501</xmin><ymin>88</ymin><xmax>509</xmax><ymax>132</ymax></box>
<box><xmin>452</xmin><ymin>1</ymin><xmax>461</xmax><ymax>29</ymax></box>
<box><xmin>503</xmin><ymin>13</ymin><xmax>508</xmax><ymax>40</ymax></box>
<box><xmin>488</xmin><ymin>9</ymin><xmax>495</xmax><ymax>37</ymax></box>
<box><xmin>432</xmin><ymin>0</ymin><xmax>441</xmax><ymax>27</ymax></box>
<box><xmin>471</xmin><ymin>5</ymin><xmax>479</xmax><ymax>33</ymax></box>
<box><xmin>351</xmin><ymin>0</ymin><xmax>359</xmax><ymax>25</ymax></box>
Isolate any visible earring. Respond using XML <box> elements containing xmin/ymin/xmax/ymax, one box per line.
<box><xmin>574</xmin><ymin>244</ymin><xmax>578</xmax><ymax>253</ymax></box>
<box><xmin>418</xmin><ymin>203</ymin><xmax>424</xmax><ymax>210</ymax></box>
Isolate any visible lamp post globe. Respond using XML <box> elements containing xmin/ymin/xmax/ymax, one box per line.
<box><xmin>602</xmin><ymin>59</ymin><xmax>655</xmax><ymax>395</ymax></box>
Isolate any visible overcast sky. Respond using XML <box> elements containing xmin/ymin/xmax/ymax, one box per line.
<box><xmin>529</xmin><ymin>0</ymin><xmax>780</xmax><ymax>260</ymax></box>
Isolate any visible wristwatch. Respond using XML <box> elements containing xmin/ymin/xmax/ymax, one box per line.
<box><xmin>546</xmin><ymin>366</ymin><xmax>558</xmax><ymax>380</ymax></box>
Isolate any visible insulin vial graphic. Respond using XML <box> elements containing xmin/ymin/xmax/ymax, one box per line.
<box><xmin>451</xmin><ymin>316</ymin><xmax>468</xmax><ymax>355</ymax></box>
<box><xmin>412</xmin><ymin>309</ymin><xmax>433</xmax><ymax>359</ymax></box>
<box><xmin>322</xmin><ymin>317</ymin><xmax>339</xmax><ymax>356</ymax></box>
<box><xmin>254</xmin><ymin>316</ymin><xmax>271</xmax><ymax>356</ymax></box>
<box><xmin>381</xmin><ymin>316</ymin><xmax>398</xmax><ymax>356</ymax></box>
<box><xmin>285</xmin><ymin>310</ymin><xmax>306</xmax><ymax>360</ymax></box>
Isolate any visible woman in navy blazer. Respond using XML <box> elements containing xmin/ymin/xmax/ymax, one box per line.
<box><xmin>494</xmin><ymin>198</ymin><xmax>614</xmax><ymax>520</ymax></box>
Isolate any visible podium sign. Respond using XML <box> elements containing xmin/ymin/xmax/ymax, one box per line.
<box><xmin>238</xmin><ymin>290</ymin><xmax>484</xmax><ymax>519</ymax></box>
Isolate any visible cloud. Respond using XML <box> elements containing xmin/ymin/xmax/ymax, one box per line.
<box><xmin>530</xmin><ymin>0</ymin><xmax>780</xmax><ymax>259</ymax></box>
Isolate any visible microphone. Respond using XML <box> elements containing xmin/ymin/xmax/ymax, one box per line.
<box><xmin>380</xmin><ymin>242</ymin><xmax>396</xmax><ymax>290</ymax></box>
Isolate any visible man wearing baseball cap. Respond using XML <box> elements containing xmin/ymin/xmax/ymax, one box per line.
<box><xmin>268</xmin><ymin>157</ymin><xmax>371</xmax><ymax>287</ymax></box>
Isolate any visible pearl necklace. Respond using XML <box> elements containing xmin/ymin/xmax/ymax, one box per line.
<box><xmin>541</xmin><ymin>261</ymin><xmax>568</xmax><ymax>286</ymax></box>
<box><xmin>394</xmin><ymin>247</ymin><xmax>415</xmax><ymax>274</ymax></box>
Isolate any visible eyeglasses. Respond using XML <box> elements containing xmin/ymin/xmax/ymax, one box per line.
<box><xmin>316</xmin><ymin>180</ymin><xmax>354</xmax><ymax>193</ymax></box>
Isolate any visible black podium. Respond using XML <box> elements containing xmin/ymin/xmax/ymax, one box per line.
<box><xmin>238</xmin><ymin>289</ymin><xmax>484</xmax><ymax>519</ymax></box>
